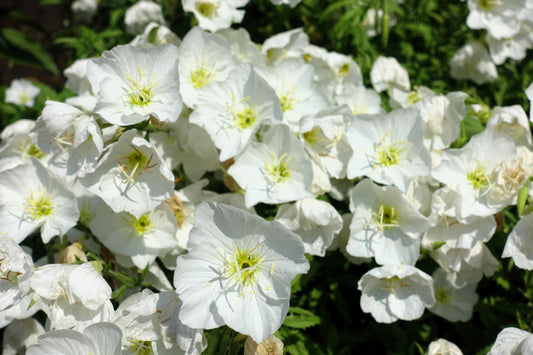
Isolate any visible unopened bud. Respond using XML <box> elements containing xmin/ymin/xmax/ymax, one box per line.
<box><xmin>244</xmin><ymin>335</ymin><xmax>284</xmax><ymax>355</ymax></box>
<box><xmin>56</xmin><ymin>243</ymin><xmax>88</xmax><ymax>264</ymax></box>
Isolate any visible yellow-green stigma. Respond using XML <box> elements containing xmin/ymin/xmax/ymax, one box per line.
<box><xmin>302</xmin><ymin>53</ymin><xmax>313</xmax><ymax>62</ymax></box>
<box><xmin>303</xmin><ymin>127</ymin><xmax>320</xmax><ymax>146</ymax></box>
<box><xmin>372</xmin><ymin>204</ymin><xmax>401</xmax><ymax>231</ymax></box>
<box><xmin>278</xmin><ymin>85</ymin><xmax>296</xmax><ymax>112</ymax></box>
<box><xmin>18</xmin><ymin>93</ymin><xmax>30</xmax><ymax>105</ymax></box>
<box><xmin>126</xmin><ymin>66</ymin><xmax>156</xmax><ymax>107</ymax></box>
<box><xmin>376</xmin><ymin>144</ymin><xmax>402</xmax><ymax>167</ymax></box>
<box><xmin>407</xmin><ymin>90</ymin><xmax>422</xmax><ymax>105</ymax></box>
<box><xmin>234</xmin><ymin>106</ymin><xmax>258</xmax><ymax>130</ymax></box>
<box><xmin>131</xmin><ymin>213</ymin><xmax>153</xmax><ymax>236</ymax></box>
<box><xmin>25</xmin><ymin>188</ymin><xmax>53</xmax><ymax>220</ymax></box>
<box><xmin>338</xmin><ymin>63</ymin><xmax>350</xmax><ymax>76</ymax></box>
<box><xmin>478</xmin><ymin>0</ymin><xmax>498</xmax><ymax>10</ymax></box>
<box><xmin>265</xmin><ymin>152</ymin><xmax>292</xmax><ymax>183</ymax></box>
<box><xmin>380</xmin><ymin>276</ymin><xmax>408</xmax><ymax>294</ymax></box>
<box><xmin>195</xmin><ymin>1</ymin><xmax>217</xmax><ymax>17</ymax></box>
<box><xmin>190</xmin><ymin>66</ymin><xmax>216</xmax><ymax>89</ymax></box>
<box><xmin>435</xmin><ymin>288</ymin><xmax>452</xmax><ymax>304</ymax></box>
<box><xmin>224</xmin><ymin>242</ymin><xmax>264</xmax><ymax>287</ymax></box>
<box><xmin>467</xmin><ymin>164</ymin><xmax>490</xmax><ymax>191</ymax></box>
<box><xmin>129</xmin><ymin>340</ymin><xmax>153</xmax><ymax>355</ymax></box>
<box><xmin>18</xmin><ymin>140</ymin><xmax>45</xmax><ymax>159</ymax></box>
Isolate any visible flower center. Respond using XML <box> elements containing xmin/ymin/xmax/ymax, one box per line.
<box><xmin>166</xmin><ymin>194</ymin><xmax>187</xmax><ymax>228</ymax></box>
<box><xmin>18</xmin><ymin>139</ymin><xmax>45</xmax><ymax>159</ymax></box>
<box><xmin>467</xmin><ymin>163</ymin><xmax>490</xmax><ymax>191</ymax></box>
<box><xmin>129</xmin><ymin>212</ymin><xmax>153</xmax><ymax>236</ymax></box>
<box><xmin>435</xmin><ymin>287</ymin><xmax>452</xmax><ymax>304</ymax></box>
<box><xmin>351</xmin><ymin>103</ymin><xmax>368</xmax><ymax>116</ymax></box>
<box><xmin>125</xmin><ymin>66</ymin><xmax>156</xmax><ymax>107</ymax></box>
<box><xmin>116</xmin><ymin>145</ymin><xmax>156</xmax><ymax>184</ymax></box>
<box><xmin>25</xmin><ymin>188</ymin><xmax>53</xmax><ymax>220</ymax></box>
<box><xmin>380</xmin><ymin>276</ymin><xmax>408</xmax><ymax>294</ymax></box>
<box><xmin>264</xmin><ymin>152</ymin><xmax>292</xmax><ymax>183</ymax></box>
<box><xmin>190</xmin><ymin>66</ymin><xmax>216</xmax><ymax>90</ymax></box>
<box><xmin>129</xmin><ymin>339</ymin><xmax>153</xmax><ymax>355</ymax></box>
<box><xmin>278</xmin><ymin>85</ymin><xmax>296</xmax><ymax>112</ymax></box>
<box><xmin>224</xmin><ymin>241</ymin><xmax>265</xmax><ymax>287</ymax></box>
<box><xmin>371</xmin><ymin>204</ymin><xmax>401</xmax><ymax>231</ymax></box>
<box><xmin>338</xmin><ymin>63</ymin><xmax>350</xmax><ymax>76</ymax></box>
<box><xmin>195</xmin><ymin>1</ymin><xmax>217</xmax><ymax>17</ymax></box>
<box><xmin>233</xmin><ymin>106</ymin><xmax>258</xmax><ymax>130</ymax></box>
<box><xmin>478</xmin><ymin>0</ymin><xmax>500</xmax><ymax>10</ymax></box>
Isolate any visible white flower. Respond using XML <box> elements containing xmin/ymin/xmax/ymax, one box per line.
<box><xmin>2</xmin><ymin>318</ymin><xmax>45</xmax><ymax>355</ymax></box>
<box><xmin>270</xmin><ymin>0</ymin><xmax>302</xmax><ymax>8</ymax></box>
<box><xmin>0</xmin><ymin>158</ymin><xmax>79</xmax><ymax>243</ymax></box>
<box><xmin>130</xmin><ymin>22</ymin><xmax>181</xmax><ymax>47</ymax></box>
<box><xmin>182</xmin><ymin>0</ymin><xmax>247</xmax><ymax>32</ymax></box>
<box><xmin>71</xmin><ymin>0</ymin><xmax>98</xmax><ymax>20</ymax></box>
<box><xmin>227</xmin><ymin>124</ymin><xmax>314</xmax><ymax>207</ymax></box>
<box><xmin>174</xmin><ymin>202</ymin><xmax>309</xmax><ymax>343</ymax></box>
<box><xmin>217</xmin><ymin>28</ymin><xmax>265</xmax><ymax>65</ymax></box>
<box><xmin>26</xmin><ymin>322</ymin><xmax>122</xmax><ymax>355</ymax></box>
<box><xmin>190</xmin><ymin>62</ymin><xmax>282</xmax><ymax>161</ymax></box>
<box><xmin>5</xmin><ymin>79</ymin><xmax>40</xmax><ymax>107</ymax></box>
<box><xmin>502</xmin><ymin>212</ymin><xmax>533</xmax><ymax>270</ymax></box>
<box><xmin>261</xmin><ymin>28</ymin><xmax>309</xmax><ymax>65</ymax></box>
<box><xmin>124</xmin><ymin>0</ymin><xmax>165</xmax><ymax>34</ymax></box>
<box><xmin>370</xmin><ymin>56</ymin><xmax>410</xmax><ymax>93</ymax></box>
<box><xmin>486</xmin><ymin>105</ymin><xmax>532</xmax><ymax>147</ymax></box>
<box><xmin>0</xmin><ymin>237</ymin><xmax>33</xmax><ymax>312</ymax></box>
<box><xmin>335</xmin><ymin>85</ymin><xmax>384</xmax><ymax>117</ymax></box>
<box><xmin>358</xmin><ymin>264</ymin><xmax>435</xmax><ymax>323</ymax></box>
<box><xmin>466</xmin><ymin>0</ymin><xmax>524</xmax><ymax>40</ymax></box>
<box><xmin>88</xmin><ymin>44</ymin><xmax>182</xmax><ymax>126</ymax></box>
<box><xmin>449</xmin><ymin>42</ymin><xmax>498</xmax><ymax>85</ymax></box>
<box><xmin>347</xmin><ymin>179</ymin><xmax>429</xmax><ymax>266</ymax></box>
<box><xmin>486</xmin><ymin>22</ymin><xmax>533</xmax><ymax>65</ymax></box>
<box><xmin>346</xmin><ymin>108</ymin><xmax>431</xmax><ymax>191</ymax></box>
<box><xmin>275</xmin><ymin>197</ymin><xmax>343</xmax><ymax>256</ymax></box>
<box><xmin>427</xmin><ymin>338</ymin><xmax>463</xmax><ymax>355</ymax></box>
<box><xmin>488</xmin><ymin>327</ymin><xmax>533</xmax><ymax>355</ymax></box>
<box><xmin>80</xmin><ymin>129</ymin><xmax>174</xmax><ymax>218</ymax></box>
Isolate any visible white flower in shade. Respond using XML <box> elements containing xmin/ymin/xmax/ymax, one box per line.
<box><xmin>486</xmin><ymin>23</ymin><xmax>533</xmax><ymax>65</ymax></box>
<box><xmin>358</xmin><ymin>264</ymin><xmax>435</xmax><ymax>323</ymax></box>
<box><xmin>130</xmin><ymin>22</ymin><xmax>181</xmax><ymax>47</ymax></box>
<box><xmin>113</xmin><ymin>289</ymin><xmax>207</xmax><ymax>355</ymax></box>
<box><xmin>449</xmin><ymin>42</ymin><xmax>497</xmax><ymax>85</ymax></box>
<box><xmin>486</xmin><ymin>105</ymin><xmax>532</xmax><ymax>147</ymax></box>
<box><xmin>0</xmin><ymin>237</ymin><xmax>33</xmax><ymax>312</ymax></box>
<box><xmin>299</xmin><ymin>105</ymin><xmax>353</xmax><ymax>179</ymax></box>
<box><xmin>0</xmin><ymin>158</ymin><xmax>79</xmax><ymax>243</ymax></box>
<box><xmin>63</xmin><ymin>58</ymin><xmax>92</xmax><ymax>95</ymax></box>
<box><xmin>71</xmin><ymin>0</ymin><xmax>97</xmax><ymax>21</ymax></box>
<box><xmin>227</xmin><ymin>124</ymin><xmax>313</xmax><ymax>207</ymax></box>
<box><xmin>370</xmin><ymin>56</ymin><xmax>410</xmax><ymax>93</ymax></box>
<box><xmin>124</xmin><ymin>0</ymin><xmax>165</xmax><ymax>34</ymax></box>
<box><xmin>275</xmin><ymin>197</ymin><xmax>343</xmax><ymax>256</ymax></box>
<box><xmin>26</xmin><ymin>322</ymin><xmax>122</xmax><ymax>355</ymax></box>
<box><xmin>347</xmin><ymin>179</ymin><xmax>429</xmax><ymax>266</ymax></box>
<box><xmin>182</xmin><ymin>0</ymin><xmax>247</xmax><ymax>32</ymax></box>
<box><xmin>81</xmin><ymin>129</ymin><xmax>174</xmax><ymax>218</ymax></box>
<box><xmin>502</xmin><ymin>212</ymin><xmax>533</xmax><ymax>270</ymax></box>
<box><xmin>2</xmin><ymin>318</ymin><xmax>45</xmax><ymax>355</ymax></box>
<box><xmin>30</xmin><ymin>263</ymin><xmax>114</xmax><ymax>331</ymax></box>
<box><xmin>190</xmin><ymin>62</ymin><xmax>282</xmax><ymax>161</ymax></box>
<box><xmin>179</xmin><ymin>27</ymin><xmax>238</xmax><ymax>108</ymax></box>
<box><xmin>88</xmin><ymin>44</ymin><xmax>182</xmax><ymax>126</ymax></box>
<box><xmin>270</xmin><ymin>0</ymin><xmax>301</xmax><ymax>8</ymax></box>
<box><xmin>261</xmin><ymin>28</ymin><xmax>309</xmax><ymax>65</ymax></box>
<box><xmin>255</xmin><ymin>58</ymin><xmax>329</xmax><ymax>131</ymax></box>
<box><xmin>335</xmin><ymin>85</ymin><xmax>384</xmax><ymax>117</ymax></box>
<box><xmin>0</xmin><ymin>294</ymin><xmax>39</xmax><ymax>328</ymax></box>
<box><xmin>89</xmin><ymin>201</ymin><xmax>179</xmax><ymax>269</ymax></box>
<box><xmin>428</xmin><ymin>268</ymin><xmax>478</xmax><ymax>322</ymax></box>
<box><xmin>0</xmin><ymin>120</ymin><xmax>46</xmax><ymax>173</ymax></box>
<box><xmin>174</xmin><ymin>202</ymin><xmax>309</xmax><ymax>343</ymax></box>
<box><xmin>427</xmin><ymin>338</ymin><xmax>463</xmax><ymax>355</ymax></box>
<box><xmin>346</xmin><ymin>108</ymin><xmax>431</xmax><ymax>192</ymax></box>
<box><xmin>30</xmin><ymin>100</ymin><xmax>104</xmax><ymax>177</ymax></box>
<box><xmin>488</xmin><ymin>327</ymin><xmax>533</xmax><ymax>355</ymax></box>
<box><xmin>5</xmin><ymin>79</ymin><xmax>40</xmax><ymax>107</ymax></box>
<box><xmin>432</xmin><ymin>130</ymin><xmax>516</xmax><ymax>220</ymax></box>
<box><xmin>466</xmin><ymin>0</ymin><xmax>524</xmax><ymax>40</ymax></box>
<box><xmin>217</xmin><ymin>28</ymin><xmax>265</xmax><ymax>65</ymax></box>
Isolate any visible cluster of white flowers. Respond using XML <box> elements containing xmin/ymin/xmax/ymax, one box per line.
<box><xmin>450</xmin><ymin>0</ymin><xmax>533</xmax><ymax>83</ymax></box>
<box><xmin>2</xmin><ymin>2</ymin><xmax>533</xmax><ymax>352</ymax></box>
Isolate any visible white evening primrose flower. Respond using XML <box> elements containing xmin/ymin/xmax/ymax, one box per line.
<box><xmin>466</xmin><ymin>0</ymin><xmax>524</xmax><ymax>40</ymax></box>
<box><xmin>370</xmin><ymin>56</ymin><xmax>410</xmax><ymax>93</ymax></box>
<box><xmin>346</xmin><ymin>179</ymin><xmax>429</xmax><ymax>266</ymax></box>
<box><xmin>432</xmin><ymin>130</ymin><xmax>516</xmax><ymax>220</ymax></box>
<box><xmin>30</xmin><ymin>263</ymin><xmax>114</xmax><ymax>331</ymax></box>
<box><xmin>502</xmin><ymin>212</ymin><xmax>533</xmax><ymax>270</ymax></box>
<box><xmin>270</xmin><ymin>0</ymin><xmax>302</xmax><ymax>8</ymax></box>
<box><xmin>488</xmin><ymin>327</ymin><xmax>533</xmax><ymax>355</ymax></box>
<box><xmin>427</xmin><ymin>338</ymin><xmax>463</xmax><ymax>355</ymax></box>
<box><xmin>261</xmin><ymin>28</ymin><xmax>309</xmax><ymax>65</ymax></box>
<box><xmin>0</xmin><ymin>237</ymin><xmax>33</xmax><ymax>312</ymax></box>
<box><xmin>5</xmin><ymin>79</ymin><xmax>40</xmax><ymax>107</ymax></box>
<box><xmin>358</xmin><ymin>264</ymin><xmax>435</xmax><ymax>323</ymax></box>
<box><xmin>486</xmin><ymin>22</ymin><xmax>533</xmax><ymax>65</ymax></box>
<box><xmin>218</xmin><ymin>27</ymin><xmax>265</xmax><ymax>65</ymax></box>
<box><xmin>88</xmin><ymin>43</ymin><xmax>182</xmax><ymax>126</ymax></box>
<box><xmin>130</xmin><ymin>22</ymin><xmax>181</xmax><ymax>47</ymax></box>
<box><xmin>227</xmin><ymin>124</ymin><xmax>313</xmax><ymax>207</ymax></box>
<box><xmin>80</xmin><ymin>129</ymin><xmax>174</xmax><ymax>218</ymax></box>
<box><xmin>0</xmin><ymin>158</ymin><xmax>79</xmax><ymax>243</ymax></box>
<box><xmin>2</xmin><ymin>318</ymin><xmax>45</xmax><ymax>355</ymax></box>
<box><xmin>346</xmin><ymin>107</ymin><xmax>431</xmax><ymax>192</ymax></box>
<box><xmin>275</xmin><ymin>197</ymin><xmax>343</xmax><ymax>257</ymax></box>
<box><xmin>26</xmin><ymin>322</ymin><xmax>122</xmax><ymax>355</ymax></box>
<box><xmin>449</xmin><ymin>42</ymin><xmax>498</xmax><ymax>85</ymax></box>
<box><xmin>428</xmin><ymin>267</ymin><xmax>478</xmax><ymax>322</ymax></box>
<box><xmin>0</xmin><ymin>120</ymin><xmax>46</xmax><ymax>173</ymax></box>
<box><xmin>335</xmin><ymin>84</ymin><xmax>384</xmax><ymax>117</ymax></box>
<box><xmin>182</xmin><ymin>0</ymin><xmax>247</xmax><ymax>33</ymax></box>
<box><xmin>179</xmin><ymin>27</ymin><xmax>238</xmax><ymax>108</ymax></box>
<box><xmin>190</xmin><ymin>62</ymin><xmax>283</xmax><ymax>161</ymax></box>
<box><xmin>124</xmin><ymin>0</ymin><xmax>165</xmax><ymax>34</ymax></box>
<box><xmin>174</xmin><ymin>202</ymin><xmax>309</xmax><ymax>343</ymax></box>
<box><xmin>255</xmin><ymin>58</ymin><xmax>329</xmax><ymax>131</ymax></box>
<box><xmin>486</xmin><ymin>105</ymin><xmax>532</xmax><ymax>147</ymax></box>
<box><xmin>89</xmin><ymin>202</ymin><xmax>179</xmax><ymax>269</ymax></box>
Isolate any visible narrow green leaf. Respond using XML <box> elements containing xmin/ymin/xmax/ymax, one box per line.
<box><xmin>517</xmin><ymin>178</ymin><xmax>530</xmax><ymax>216</ymax></box>
<box><xmin>283</xmin><ymin>307</ymin><xmax>321</xmax><ymax>329</ymax></box>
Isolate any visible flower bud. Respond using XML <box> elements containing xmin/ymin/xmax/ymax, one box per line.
<box><xmin>56</xmin><ymin>243</ymin><xmax>88</xmax><ymax>264</ymax></box>
<box><xmin>244</xmin><ymin>335</ymin><xmax>284</xmax><ymax>355</ymax></box>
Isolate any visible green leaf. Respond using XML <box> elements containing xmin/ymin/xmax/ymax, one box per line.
<box><xmin>517</xmin><ymin>178</ymin><xmax>530</xmax><ymax>217</ymax></box>
<box><xmin>283</xmin><ymin>307</ymin><xmax>321</xmax><ymax>329</ymax></box>
<box><xmin>1</xmin><ymin>28</ymin><xmax>59</xmax><ymax>75</ymax></box>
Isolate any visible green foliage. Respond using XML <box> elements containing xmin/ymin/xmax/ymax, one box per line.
<box><xmin>283</xmin><ymin>307</ymin><xmax>321</xmax><ymax>329</ymax></box>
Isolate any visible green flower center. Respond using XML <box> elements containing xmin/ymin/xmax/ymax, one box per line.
<box><xmin>195</xmin><ymin>1</ymin><xmax>217</xmax><ymax>17</ymax></box>
<box><xmin>372</xmin><ymin>204</ymin><xmax>401</xmax><ymax>231</ymax></box>
<box><xmin>467</xmin><ymin>164</ymin><xmax>490</xmax><ymax>191</ymax></box>
<box><xmin>478</xmin><ymin>0</ymin><xmax>499</xmax><ymax>10</ymax></box>
<box><xmin>234</xmin><ymin>106</ymin><xmax>258</xmax><ymax>130</ymax></box>
<box><xmin>380</xmin><ymin>276</ymin><xmax>408</xmax><ymax>294</ymax></box>
<box><xmin>129</xmin><ymin>340</ymin><xmax>153</xmax><ymax>355</ymax></box>
<box><xmin>18</xmin><ymin>139</ymin><xmax>45</xmax><ymax>159</ymax></box>
<box><xmin>130</xmin><ymin>213</ymin><xmax>153</xmax><ymax>236</ymax></box>
<box><xmin>117</xmin><ymin>145</ymin><xmax>156</xmax><ymax>184</ymax></box>
<box><xmin>224</xmin><ymin>241</ymin><xmax>265</xmax><ymax>287</ymax></box>
<box><xmin>264</xmin><ymin>152</ymin><xmax>292</xmax><ymax>183</ymax></box>
<box><xmin>25</xmin><ymin>188</ymin><xmax>53</xmax><ymax>220</ymax></box>
<box><xmin>278</xmin><ymin>85</ymin><xmax>296</xmax><ymax>112</ymax></box>
<box><xmin>373</xmin><ymin>132</ymin><xmax>407</xmax><ymax>168</ymax></box>
<box><xmin>435</xmin><ymin>287</ymin><xmax>452</xmax><ymax>304</ymax></box>
<box><xmin>190</xmin><ymin>66</ymin><xmax>216</xmax><ymax>90</ymax></box>
<box><xmin>126</xmin><ymin>66</ymin><xmax>156</xmax><ymax>107</ymax></box>
<box><xmin>338</xmin><ymin>63</ymin><xmax>350</xmax><ymax>76</ymax></box>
